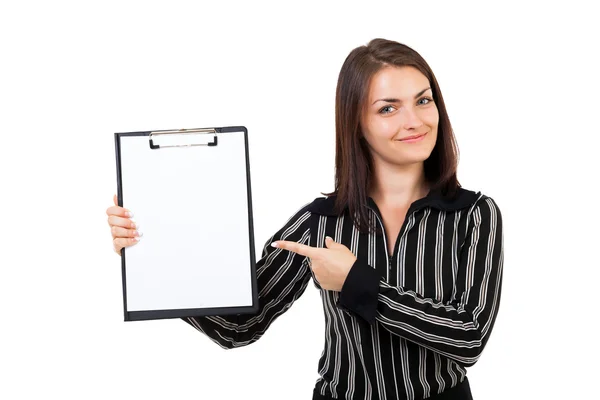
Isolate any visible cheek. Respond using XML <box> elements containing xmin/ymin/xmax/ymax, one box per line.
<box><xmin>362</xmin><ymin>121</ymin><xmax>393</xmax><ymax>144</ymax></box>
<box><xmin>372</xmin><ymin>118</ymin><xmax>397</xmax><ymax>138</ymax></box>
<box><xmin>424</xmin><ymin>107</ymin><xmax>439</xmax><ymax>126</ymax></box>
<box><xmin>428</xmin><ymin>131</ymin><xmax>438</xmax><ymax>146</ymax></box>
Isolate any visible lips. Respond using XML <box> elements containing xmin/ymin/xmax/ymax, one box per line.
<box><xmin>398</xmin><ymin>132</ymin><xmax>427</xmax><ymax>141</ymax></box>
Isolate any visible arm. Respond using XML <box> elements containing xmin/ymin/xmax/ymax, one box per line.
<box><xmin>337</xmin><ymin>197</ymin><xmax>503</xmax><ymax>367</ymax></box>
<box><xmin>182</xmin><ymin>203</ymin><xmax>313</xmax><ymax>349</ymax></box>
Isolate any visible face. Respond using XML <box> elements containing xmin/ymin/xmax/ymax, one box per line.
<box><xmin>360</xmin><ymin>66</ymin><xmax>439</xmax><ymax>167</ymax></box>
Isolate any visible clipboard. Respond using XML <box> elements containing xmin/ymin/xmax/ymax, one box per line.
<box><xmin>114</xmin><ymin>126</ymin><xmax>259</xmax><ymax>321</ymax></box>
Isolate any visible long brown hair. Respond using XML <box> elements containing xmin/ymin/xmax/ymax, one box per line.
<box><xmin>322</xmin><ymin>38</ymin><xmax>461</xmax><ymax>234</ymax></box>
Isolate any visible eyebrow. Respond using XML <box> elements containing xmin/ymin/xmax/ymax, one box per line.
<box><xmin>371</xmin><ymin>87</ymin><xmax>432</xmax><ymax>105</ymax></box>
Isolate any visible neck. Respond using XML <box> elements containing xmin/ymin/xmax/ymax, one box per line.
<box><xmin>368</xmin><ymin>162</ymin><xmax>430</xmax><ymax>209</ymax></box>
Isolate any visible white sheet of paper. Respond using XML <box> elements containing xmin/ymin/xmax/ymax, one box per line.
<box><xmin>119</xmin><ymin>130</ymin><xmax>253</xmax><ymax>312</ymax></box>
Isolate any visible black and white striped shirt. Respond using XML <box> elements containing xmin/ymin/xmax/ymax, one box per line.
<box><xmin>183</xmin><ymin>187</ymin><xmax>504</xmax><ymax>400</ymax></box>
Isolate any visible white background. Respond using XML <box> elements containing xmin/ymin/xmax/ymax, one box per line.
<box><xmin>1</xmin><ymin>1</ymin><xmax>598</xmax><ymax>399</ymax></box>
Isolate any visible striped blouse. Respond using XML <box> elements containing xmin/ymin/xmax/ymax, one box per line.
<box><xmin>182</xmin><ymin>187</ymin><xmax>504</xmax><ymax>400</ymax></box>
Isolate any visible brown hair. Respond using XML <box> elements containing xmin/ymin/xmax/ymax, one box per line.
<box><xmin>322</xmin><ymin>38</ymin><xmax>462</xmax><ymax>234</ymax></box>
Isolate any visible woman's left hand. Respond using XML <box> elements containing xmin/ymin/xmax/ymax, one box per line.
<box><xmin>272</xmin><ymin>236</ymin><xmax>357</xmax><ymax>291</ymax></box>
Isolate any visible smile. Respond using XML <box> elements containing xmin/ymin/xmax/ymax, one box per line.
<box><xmin>396</xmin><ymin>132</ymin><xmax>427</xmax><ymax>143</ymax></box>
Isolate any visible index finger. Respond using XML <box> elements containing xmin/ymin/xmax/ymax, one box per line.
<box><xmin>272</xmin><ymin>240</ymin><xmax>320</xmax><ymax>258</ymax></box>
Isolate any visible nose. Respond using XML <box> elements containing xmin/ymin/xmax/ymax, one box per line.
<box><xmin>401</xmin><ymin>106</ymin><xmax>424</xmax><ymax>130</ymax></box>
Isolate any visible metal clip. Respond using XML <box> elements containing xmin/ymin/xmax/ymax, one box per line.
<box><xmin>149</xmin><ymin>127</ymin><xmax>218</xmax><ymax>149</ymax></box>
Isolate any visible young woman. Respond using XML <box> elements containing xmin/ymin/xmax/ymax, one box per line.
<box><xmin>106</xmin><ymin>38</ymin><xmax>503</xmax><ymax>400</ymax></box>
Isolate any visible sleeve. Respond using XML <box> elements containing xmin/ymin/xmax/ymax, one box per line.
<box><xmin>181</xmin><ymin>202</ymin><xmax>313</xmax><ymax>349</ymax></box>
<box><xmin>337</xmin><ymin>197</ymin><xmax>503</xmax><ymax>367</ymax></box>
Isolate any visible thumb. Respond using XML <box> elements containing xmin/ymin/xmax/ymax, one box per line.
<box><xmin>325</xmin><ymin>236</ymin><xmax>338</xmax><ymax>248</ymax></box>
<box><xmin>113</xmin><ymin>194</ymin><xmax>118</xmax><ymax>206</ymax></box>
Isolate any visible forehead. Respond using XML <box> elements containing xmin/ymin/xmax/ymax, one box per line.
<box><xmin>367</xmin><ymin>66</ymin><xmax>430</xmax><ymax>100</ymax></box>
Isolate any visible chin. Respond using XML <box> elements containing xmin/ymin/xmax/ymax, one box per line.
<box><xmin>399</xmin><ymin>148</ymin><xmax>435</xmax><ymax>163</ymax></box>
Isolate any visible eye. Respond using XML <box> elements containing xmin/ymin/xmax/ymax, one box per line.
<box><xmin>378</xmin><ymin>105</ymin><xmax>395</xmax><ymax>115</ymax></box>
<box><xmin>378</xmin><ymin>97</ymin><xmax>434</xmax><ymax>115</ymax></box>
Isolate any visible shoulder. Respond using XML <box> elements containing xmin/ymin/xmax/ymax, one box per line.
<box><xmin>283</xmin><ymin>197</ymin><xmax>333</xmax><ymax>221</ymax></box>
<box><xmin>275</xmin><ymin>197</ymin><xmax>334</xmax><ymax>236</ymax></box>
<box><xmin>446</xmin><ymin>186</ymin><xmax>497</xmax><ymax>210</ymax></box>
<box><xmin>304</xmin><ymin>195</ymin><xmax>342</xmax><ymax>217</ymax></box>
<box><xmin>462</xmin><ymin>188</ymin><xmax>503</xmax><ymax>226</ymax></box>
<box><xmin>467</xmin><ymin>189</ymin><xmax>500</xmax><ymax>210</ymax></box>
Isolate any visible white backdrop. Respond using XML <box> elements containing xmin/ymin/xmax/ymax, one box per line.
<box><xmin>1</xmin><ymin>1</ymin><xmax>598</xmax><ymax>399</ymax></box>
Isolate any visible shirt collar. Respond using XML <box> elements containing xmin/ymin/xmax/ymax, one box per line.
<box><xmin>307</xmin><ymin>187</ymin><xmax>482</xmax><ymax>216</ymax></box>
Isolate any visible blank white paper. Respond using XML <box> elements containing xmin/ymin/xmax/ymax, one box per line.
<box><xmin>119</xmin><ymin>130</ymin><xmax>253</xmax><ymax>312</ymax></box>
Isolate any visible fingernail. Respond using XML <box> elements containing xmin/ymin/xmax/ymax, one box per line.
<box><xmin>133</xmin><ymin>237</ymin><xmax>140</xmax><ymax>241</ymax></box>
<box><xmin>271</xmin><ymin>242</ymin><xmax>279</xmax><ymax>248</ymax></box>
<box><xmin>126</xmin><ymin>211</ymin><xmax>134</xmax><ymax>217</ymax></box>
<box><xmin>137</xmin><ymin>231</ymin><xmax>143</xmax><ymax>237</ymax></box>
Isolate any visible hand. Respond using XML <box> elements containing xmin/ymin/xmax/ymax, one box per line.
<box><xmin>272</xmin><ymin>236</ymin><xmax>357</xmax><ymax>291</ymax></box>
<box><xmin>106</xmin><ymin>194</ymin><xmax>142</xmax><ymax>255</ymax></box>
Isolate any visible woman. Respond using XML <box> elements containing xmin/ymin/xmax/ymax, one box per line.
<box><xmin>106</xmin><ymin>38</ymin><xmax>503</xmax><ymax>400</ymax></box>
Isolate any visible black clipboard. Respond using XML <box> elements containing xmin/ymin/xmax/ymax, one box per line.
<box><xmin>114</xmin><ymin>126</ymin><xmax>259</xmax><ymax>321</ymax></box>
